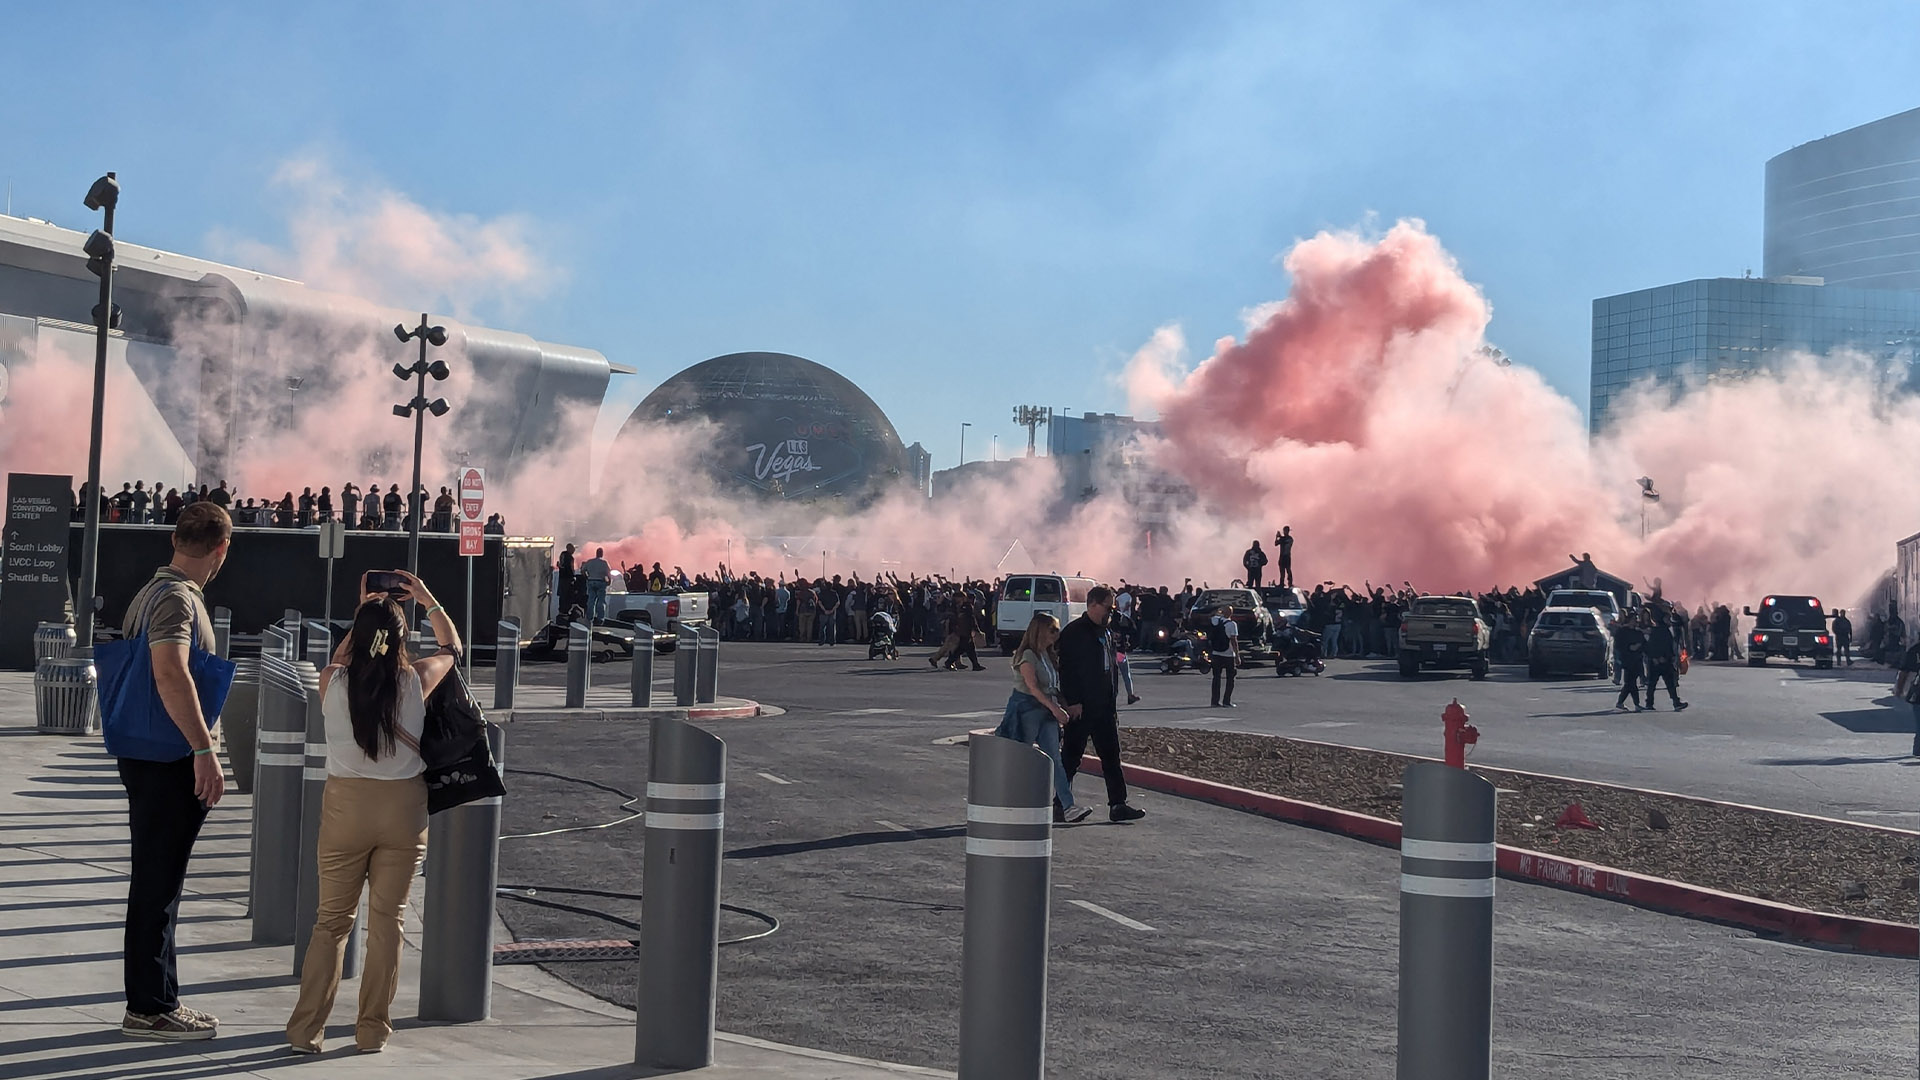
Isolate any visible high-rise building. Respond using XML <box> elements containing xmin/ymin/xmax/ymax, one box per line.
<box><xmin>1592</xmin><ymin>106</ymin><xmax>1920</xmax><ymax>432</ymax></box>
<box><xmin>1765</xmin><ymin>106</ymin><xmax>1920</xmax><ymax>291</ymax></box>
<box><xmin>1589</xmin><ymin>277</ymin><xmax>1920</xmax><ymax>430</ymax></box>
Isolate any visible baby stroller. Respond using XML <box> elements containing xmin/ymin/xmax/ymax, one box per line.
<box><xmin>868</xmin><ymin>611</ymin><xmax>899</xmax><ymax>660</ymax></box>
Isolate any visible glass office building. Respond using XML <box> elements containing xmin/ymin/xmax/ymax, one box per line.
<box><xmin>1765</xmin><ymin>106</ymin><xmax>1920</xmax><ymax>290</ymax></box>
<box><xmin>1589</xmin><ymin>277</ymin><xmax>1920</xmax><ymax>431</ymax></box>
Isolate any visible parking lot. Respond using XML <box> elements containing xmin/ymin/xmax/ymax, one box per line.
<box><xmin>498</xmin><ymin>644</ymin><xmax>1917</xmax><ymax>1078</ymax></box>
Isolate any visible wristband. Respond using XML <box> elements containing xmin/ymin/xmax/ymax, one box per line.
<box><xmin>426</xmin><ymin>604</ymin><xmax>446</xmax><ymax>618</ymax></box>
<box><xmin>191</xmin><ymin>747</ymin><xmax>214</xmax><ymax>756</ymax></box>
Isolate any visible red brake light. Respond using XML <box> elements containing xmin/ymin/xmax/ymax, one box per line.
<box><xmin>1808</xmin><ymin>598</ymin><xmax>1819</xmax><ymax>608</ymax></box>
<box><xmin>666</xmin><ymin>599</ymin><xmax>680</xmax><ymax>618</ymax></box>
<box><xmin>1752</xmin><ymin>633</ymin><xmax>1764</xmax><ymax>643</ymax></box>
<box><xmin>1816</xmin><ymin>635</ymin><xmax>1830</xmax><ymax>645</ymax></box>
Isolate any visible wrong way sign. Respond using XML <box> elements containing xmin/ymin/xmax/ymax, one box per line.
<box><xmin>458</xmin><ymin>467</ymin><xmax>485</xmax><ymax>557</ymax></box>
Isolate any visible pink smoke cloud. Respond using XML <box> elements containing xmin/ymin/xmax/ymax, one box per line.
<box><xmin>1122</xmin><ymin>219</ymin><xmax>1916</xmax><ymax>607</ymax></box>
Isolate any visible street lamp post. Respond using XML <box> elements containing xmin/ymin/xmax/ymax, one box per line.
<box><xmin>74</xmin><ymin>172</ymin><xmax>121</xmax><ymax>653</ymax></box>
<box><xmin>960</xmin><ymin>422</ymin><xmax>972</xmax><ymax>466</ymax></box>
<box><xmin>392</xmin><ymin>315</ymin><xmax>451</xmax><ymax>615</ymax></box>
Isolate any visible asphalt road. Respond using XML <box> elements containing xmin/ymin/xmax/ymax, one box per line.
<box><xmin>498</xmin><ymin>643</ymin><xmax>1918</xmax><ymax>1078</ymax></box>
<box><xmin>524</xmin><ymin>640</ymin><xmax>1919</xmax><ymax>818</ymax></box>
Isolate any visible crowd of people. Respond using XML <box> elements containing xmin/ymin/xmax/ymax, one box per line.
<box><xmin>74</xmin><ymin>480</ymin><xmax>507</xmax><ymax>535</ymax></box>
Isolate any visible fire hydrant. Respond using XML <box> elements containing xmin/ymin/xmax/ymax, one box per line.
<box><xmin>1442</xmin><ymin>699</ymin><xmax>1477</xmax><ymax>768</ymax></box>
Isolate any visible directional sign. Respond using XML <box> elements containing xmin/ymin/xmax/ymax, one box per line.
<box><xmin>458</xmin><ymin>467</ymin><xmax>485</xmax><ymax>557</ymax></box>
<box><xmin>317</xmin><ymin>520</ymin><xmax>347</xmax><ymax>560</ymax></box>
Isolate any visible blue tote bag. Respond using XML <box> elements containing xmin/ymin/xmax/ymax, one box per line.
<box><xmin>97</xmin><ymin>583</ymin><xmax>237</xmax><ymax>761</ymax></box>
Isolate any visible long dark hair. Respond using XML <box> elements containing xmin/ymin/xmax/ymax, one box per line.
<box><xmin>344</xmin><ymin>598</ymin><xmax>410</xmax><ymax>759</ymax></box>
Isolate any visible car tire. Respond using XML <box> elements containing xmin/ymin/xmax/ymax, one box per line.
<box><xmin>1748</xmin><ymin>656</ymin><xmax>1765</xmax><ymax>667</ymax></box>
<box><xmin>1815</xmin><ymin>659</ymin><xmax>1832</xmax><ymax>669</ymax></box>
<box><xmin>1528</xmin><ymin>662</ymin><xmax>1544</xmax><ymax>679</ymax></box>
<box><xmin>1596</xmin><ymin>663</ymin><xmax>1610</xmax><ymax>680</ymax></box>
<box><xmin>1469</xmin><ymin>660</ymin><xmax>1489</xmax><ymax>681</ymax></box>
<box><xmin>999</xmin><ymin>635</ymin><xmax>1018</xmax><ymax>656</ymax></box>
<box><xmin>1398</xmin><ymin>657</ymin><xmax>1418</xmax><ymax>678</ymax></box>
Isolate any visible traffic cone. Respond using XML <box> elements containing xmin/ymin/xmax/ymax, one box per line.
<box><xmin>1554</xmin><ymin>802</ymin><xmax>1601</xmax><ymax>830</ymax></box>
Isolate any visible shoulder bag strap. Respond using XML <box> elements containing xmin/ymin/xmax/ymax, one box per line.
<box><xmin>394</xmin><ymin>725</ymin><xmax>422</xmax><ymax>755</ymax></box>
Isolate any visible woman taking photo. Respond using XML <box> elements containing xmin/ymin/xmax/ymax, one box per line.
<box><xmin>287</xmin><ymin>570</ymin><xmax>459</xmax><ymax>1054</ymax></box>
<box><xmin>993</xmin><ymin>611</ymin><xmax>1090</xmax><ymax>823</ymax></box>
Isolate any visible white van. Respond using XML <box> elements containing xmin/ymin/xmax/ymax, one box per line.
<box><xmin>996</xmin><ymin>574</ymin><xmax>1100</xmax><ymax>653</ymax></box>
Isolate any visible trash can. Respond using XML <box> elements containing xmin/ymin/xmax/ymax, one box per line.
<box><xmin>223</xmin><ymin>658</ymin><xmax>263</xmax><ymax>795</ymax></box>
<box><xmin>34</xmin><ymin>657</ymin><xmax>99</xmax><ymax>735</ymax></box>
<box><xmin>34</xmin><ymin>622</ymin><xmax>76</xmax><ymax>663</ymax></box>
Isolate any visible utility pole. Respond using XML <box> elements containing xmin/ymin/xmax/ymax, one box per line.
<box><xmin>1013</xmin><ymin>405</ymin><xmax>1053</xmax><ymax>457</ymax></box>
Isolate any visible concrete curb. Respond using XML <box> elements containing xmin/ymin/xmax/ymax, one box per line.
<box><xmin>1076</xmin><ymin>754</ymin><xmax>1920</xmax><ymax>959</ymax></box>
<box><xmin>500</xmin><ymin>701</ymin><xmax>762</xmax><ymax>722</ymax></box>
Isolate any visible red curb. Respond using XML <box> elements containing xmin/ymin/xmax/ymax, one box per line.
<box><xmin>689</xmin><ymin>703</ymin><xmax>761</xmax><ymax>720</ymax></box>
<box><xmin>1078</xmin><ymin>755</ymin><xmax>1919</xmax><ymax>958</ymax></box>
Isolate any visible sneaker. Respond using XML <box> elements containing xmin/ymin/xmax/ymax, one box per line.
<box><xmin>1062</xmin><ymin>805</ymin><xmax>1093</xmax><ymax>824</ymax></box>
<box><xmin>1673</xmin><ymin>701</ymin><xmax>1689</xmax><ymax>712</ymax></box>
<box><xmin>928</xmin><ymin>657</ymin><xmax>938</xmax><ymax>669</ymax></box>
<box><xmin>1127</xmin><ymin>694</ymin><xmax>1141</xmax><ymax>705</ymax></box>
<box><xmin>287</xmin><ymin>1043</ymin><xmax>321</xmax><ymax>1055</ymax></box>
<box><xmin>121</xmin><ymin>1008</ymin><xmax>217</xmax><ymax>1041</ymax></box>
<box><xmin>173</xmin><ymin>1004</ymin><xmax>219</xmax><ymax>1028</ymax></box>
<box><xmin>1109</xmin><ymin>803</ymin><xmax>1146</xmax><ymax>823</ymax></box>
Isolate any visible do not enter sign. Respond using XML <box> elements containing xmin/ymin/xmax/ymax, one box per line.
<box><xmin>458</xmin><ymin>467</ymin><xmax>485</xmax><ymax>556</ymax></box>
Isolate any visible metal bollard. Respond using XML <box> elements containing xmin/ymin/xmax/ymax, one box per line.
<box><xmin>291</xmin><ymin>660</ymin><xmax>362</xmax><ymax>978</ymax></box>
<box><xmin>223</xmin><ymin>659</ymin><xmax>262</xmax><ymax>796</ymax></box>
<box><xmin>32</xmin><ymin>657</ymin><xmax>99</xmax><ymax>735</ymax></box>
<box><xmin>283</xmin><ymin>609</ymin><xmax>304</xmax><ymax>656</ymax></box>
<box><xmin>957</xmin><ymin>733</ymin><xmax>1054</xmax><ymax>1080</ymax></box>
<box><xmin>250</xmin><ymin>658</ymin><xmax>307</xmax><ymax>945</ymax></box>
<box><xmin>493</xmin><ymin>618</ymin><xmax>520</xmax><ymax>710</ymax></box>
<box><xmin>566</xmin><ymin>622</ymin><xmax>590</xmax><ymax>708</ymax></box>
<box><xmin>304</xmin><ymin>620</ymin><xmax>332</xmax><ymax>670</ymax></box>
<box><xmin>673</xmin><ymin>628</ymin><xmax>696</xmax><ymax>707</ymax></box>
<box><xmin>1395</xmin><ymin>761</ymin><xmax>1497</xmax><ymax>1080</ymax></box>
<box><xmin>213</xmin><ymin>607</ymin><xmax>232</xmax><ymax>660</ymax></box>
<box><xmin>419</xmin><ymin>724</ymin><xmax>506</xmax><ymax>1022</ymax></box>
<box><xmin>630</xmin><ymin>625</ymin><xmax>657</xmax><ymax>707</ymax></box>
<box><xmin>694</xmin><ymin>625</ymin><xmax>719</xmax><ymax>704</ymax></box>
<box><xmin>634</xmin><ymin>717</ymin><xmax>727</xmax><ymax>1070</ymax></box>
<box><xmin>34</xmin><ymin>621</ymin><xmax>76</xmax><ymax>662</ymax></box>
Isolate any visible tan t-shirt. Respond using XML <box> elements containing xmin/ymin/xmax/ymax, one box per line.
<box><xmin>123</xmin><ymin>567</ymin><xmax>216</xmax><ymax>650</ymax></box>
<box><xmin>1011</xmin><ymin>647</ymin><xmax>1060</xmax><ymax>700</ymax></box>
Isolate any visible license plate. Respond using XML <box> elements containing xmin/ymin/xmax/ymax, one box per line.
<box><xmin>1783</xmin><ymin>635</ymin><xmax>1798</xmax><ymax>646</ymax></box>
<box><xmin>1433</xmin><ymin>644</ymin><xmax>1447</xmax><ymax>652</ymax></box>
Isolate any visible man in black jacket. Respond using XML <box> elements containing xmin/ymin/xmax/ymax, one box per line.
<box><xmin>1058</xmin><ymin>587</ymin><xmax>1146</xmax><ymax>823</ymax></box>
<box><xmin>1642</xmin><ymin>610</ymin><xmax>1689</xmax><ymax>711</ymax></box>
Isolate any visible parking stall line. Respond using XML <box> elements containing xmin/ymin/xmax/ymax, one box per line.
<box><xmin>1066</xmin><ymin>899</ymin><xmax>1156</xmax><ymax>932</ymax></box>
<box><xmin>875</xmin><ymin>819</ymin><xmax>914</xmax><ymax>833</ymax></box>
<box><xmin>936</xmin><ymin>710</ymin><xmax>1002</xmax><ymax>719</ymax></box>
<box><xmin>757</xmin><ymin>771</ymin><xmax>795</xmax><ymax>785</ymax></box>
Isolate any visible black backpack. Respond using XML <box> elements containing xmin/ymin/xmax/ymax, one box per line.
<box><xmin>1207</xmin><ymin>618</ymin><xmax>1232</xmax><ymax>653</ymax></box>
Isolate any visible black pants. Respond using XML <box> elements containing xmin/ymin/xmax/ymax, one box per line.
<box><xmin>1616</xmin><ymin>664</ymin><xmax>1642</xmax><ymax>707</ymax></box>
<box><xmin>946</xmin><ymin>635</ymin><xmax>979</xmax><ymax>669</ymax></box>
<box><xmin>118</xmin><ymin>756</ymin><xmax>210</xmax><ymax>1016</ymax></box>
<box><xmin>1211</xmin><ymin>658</ymin><xmax>1236</xmax><ymax>706</ymax></box>
<box><xmin>1277</xmin><ymin>557</ymin><xmax>1292</xmax><ymax>587</ymax></box>
<box><xmin>1246</xmin><ymin>566</ymin><xmax>1262</xmax><ymax>587</ymax></box>
<box><xmin>1061</xmin><ymin>709</ymin><xmax>1128</xmax><ymax>807</ymax></box>
<box><xmin>1646</xmin><ymin>662</ymin><xmax>1682</xmax><ymax>706</ymax></box>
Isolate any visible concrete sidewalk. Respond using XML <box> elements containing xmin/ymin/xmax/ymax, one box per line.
<box><xmin>0</xmin><ymin>671</ymin><xmax>948</xmax><ymax>1079</ymax></box>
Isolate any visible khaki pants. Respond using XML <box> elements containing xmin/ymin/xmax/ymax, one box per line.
<box><xmin>286</xmin><ymin>775</ymin><xmax>428</xmax><ymax>1052</ymax></box>
<box><xmin>797</xmin><ymin>611</ymin><xmax>816</xmax><ymax>641</ymax></box>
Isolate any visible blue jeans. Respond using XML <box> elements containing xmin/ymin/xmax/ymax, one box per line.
<box><xmin>1910</xmin><ymin>700</ymin><xmax>1920</xmax><ymax>756</ymax></box>
<box><xmin>586</xmin><ymin>580</ymin><xmax>608</xmax><ymax>620</ymax></box>
<box><xmin>994</xmin><ymin>692</ymin><xmax>1074</xmax><ymax>810</ymax></box>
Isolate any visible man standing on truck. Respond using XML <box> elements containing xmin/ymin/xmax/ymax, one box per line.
<box><xmin>1275</xmin><ymin>526</ymin><xmax>1295</xmax><ymax>587</ymax></box>
<box><xmin>582</xmin><ymin>547</ymin><xmax>611</xmax><ymax>621</ymax></box>
<box><xmin>1242</xmin><ymin>540</ymin><xmax>1268</xmax><ymax>588</ymax></box>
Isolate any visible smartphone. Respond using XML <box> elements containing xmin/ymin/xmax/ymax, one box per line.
<box><xmin>365</xmin><ymin>570</ymin><xmax>408</xmax><ymax>597</ymax></box>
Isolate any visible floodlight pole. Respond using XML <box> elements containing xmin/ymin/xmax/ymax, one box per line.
<box><xmin>407</xmin><ymin>321</ymin><xmax>429</xmax><ymax>586</ymax></box>
<box><xmin>75</xmin><ymin>174</ymin><xmax>118</xmax><ymax>654</ymax></box>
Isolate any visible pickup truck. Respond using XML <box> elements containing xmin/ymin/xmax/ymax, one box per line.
<box><xmin>1186</xmin><ymin>588</ymin><xmax>1275</xmax><ymax>661</ymax></box>
<box><xmin>1397</xmin><ymin>595</ymin><xmax>1491</xmax><ymax>680</ymax></box>
<box><xmin>607</xmin><ymin>591</ymin><xmax>709</xmax><ymax>640</ymax></box>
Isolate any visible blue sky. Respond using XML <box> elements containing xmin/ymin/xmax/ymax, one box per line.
<box><xmin>4</xmin><ymin>2</ymin><xmax>1916</xmax><ymax>466</ymax></box>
